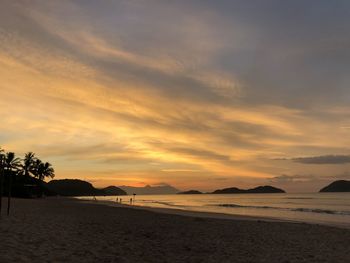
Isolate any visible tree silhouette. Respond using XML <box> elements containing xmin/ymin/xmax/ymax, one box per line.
<box><xmin>37</xmin><ymin>162</ymin><xmax>55</xmax><ymax>180</ymax></box>
<box><xmin>4</xmin><ymin>152</ymin><xmax>21</xmax><ymax>173</ymax></box>
<box><xmin>0</xmin><ymin>147</ymin><xmax>55</xmax><ymax>205</ymax></box>
<box><xmin>23</xmin><ymin>152</ymin><xmax>36</xmax><ymax>177</ymax></box>
<box><xmin>32</xmin><ymin>158</ymin><xmax>42</xmax><ymax>179</ymax></box>
<box><xmin>32</xmin><ymin>159</ymin><xmax>55</xmax><ymax>197</ymax></box>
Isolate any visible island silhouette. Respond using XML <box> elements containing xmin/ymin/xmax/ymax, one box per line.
<box><xmin>319</xmin><ymin>180</ymin><xmax>350</xmax><ymax>192</ymax></box>
<box><xmin>177</xmin><ymin>190</ymin><xmax>203</xmax><ymax>194</ymax></box>
<box><xmin>212</xmin><ymin>185</ymin><xmax>285</xmax><ymax>194</ymax></box>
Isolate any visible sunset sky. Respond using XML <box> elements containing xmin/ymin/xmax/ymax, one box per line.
<box><xmin>1</xmin><ymin>0</ymin><xmax>350</xmax><ymax>192</ymax></box>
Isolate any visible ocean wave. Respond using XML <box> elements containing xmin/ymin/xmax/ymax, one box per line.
<box><xmin>284</xmin><ymin>197</ymin><xmax>314</xmax><ymax>200</ymax></box>
<box><xmin>139</xmin><ymin>200</ymin><xmax>183</xmax><ymax>208</ymax></box>
<box><xmin>218</xmin><ymin>204</ymin><xmax>280</xmax><ymax>210</ymax></box>
<box><xmin>292</xmin><ymin>208</ymin><xmax>339</xmax><ymax>214</ymax></box>
<box><xmin>217</xmin><ymin>204</ymin><xmax>350</xmax><ymax>215</ymax></box>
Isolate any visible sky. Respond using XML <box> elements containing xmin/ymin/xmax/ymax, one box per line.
<box><xmin>1</xmin><ymin>0</ymin><xmax>350</xmax><ymax>192</ymax></box>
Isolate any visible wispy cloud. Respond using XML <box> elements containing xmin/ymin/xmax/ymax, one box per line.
<box><xmin>1</xmin><ymin>0</ymin><xmax>350</xmax><ymax>191</ymax></box>
<box><xmin>293</xmin><ymin>155</ymin><xmax>350</xmax><ymax>164</ymax></box>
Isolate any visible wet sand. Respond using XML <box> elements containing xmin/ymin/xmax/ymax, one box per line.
<box><xmin>0</xmin><ymin>198</ymin><xmax>349</xmax><ymax>263</ymax></box>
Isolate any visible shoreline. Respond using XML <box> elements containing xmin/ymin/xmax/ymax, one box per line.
<box><xmin>76</xmin><ymin>197</ymin><xmax>350</xmax><ymax>230</ymax></box>
<box><xmin>78</xmin><ymin>198</ymin><xmax>303</xmax><ymax>222</ymax></box>
<box><xmin>1</xmin><ymin>197</ymin><xmax>349</xmax><ymax>262</ymax></box>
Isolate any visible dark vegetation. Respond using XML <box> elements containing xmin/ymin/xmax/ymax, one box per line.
<box><xmin>212</xmin><ymin>185</ymin><xmax>285</xmax><ymax>194</ymax></box>
<box><xmin>46</xmin><ymin>179</ymin><xmax>126</xmax><ymax>196</ymax></box>
<box><xmin>0</xmin><ymin>148</ymin><xmax>55</xmax><ymax>199</ymax></box>
<box><xmin>0</xmin><ymin>147</ymin><xmax>126</xmax><ymax>199</ymax></box>
<box><xmin>319</xmin><ymin>180</ymin><xmax>350</xmax><ymax>192</ymax></box>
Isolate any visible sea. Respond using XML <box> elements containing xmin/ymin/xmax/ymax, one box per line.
<box><xmin>77</xmin><ymin>192</ymin><xmax>350</xmax><ymax>228</ymax></box>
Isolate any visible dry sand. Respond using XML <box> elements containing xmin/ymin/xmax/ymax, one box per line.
<box><xmin>0</xmin><ymin>198</ymin><xmax>349</xmax><ymax>263</ymax></box>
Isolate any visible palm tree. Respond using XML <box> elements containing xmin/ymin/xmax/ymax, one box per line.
<box><xmin>32</xmin><ymin>158</ymin><xmax>42</xmax><ymax>179</ymax></box>
<box><xmin>4</xmin><ymin>152</ymin><xmax>21</xmax><ymax>174</ymax></box>
<box><xmin>22</xmin><ymin>152</ymin><xmax>36</xmax><ymax>177</ymax></box>
<box><xmin>0</xmin><ymin>147</ymin><xmax>5</xmax><ymax>215</ymax></box>
<box><xmin>4</xmin><ymin>152</ymin><xmax>21</xmax><ymax>215</ymax></box>
<box><xmin>37</xmin><ymin>162</ymin><xmax>55</xmax><ymax>181</ymax></box>
<box><xmin>34</xmin><ymin>161</ymin><xmax>54</xmax><ymax>197</ymax></box>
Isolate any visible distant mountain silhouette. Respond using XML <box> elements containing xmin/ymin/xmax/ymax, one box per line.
<box><xmin>319</xmin><ymin>180</ymin><xmax>350</xmax><ymax>192</ymax></box>
<box><xmin>119</xmin><ymin>184</ymin><xmax>179</xmax><ymax>195</ymax></box>
<box><xmin>177</xmin><ymin>190</ymin><xmax>202</xmax><ymax>194</ymax></box>
<box><xmin>212</xmin><ymin>185</ymin><xmax>285</xmax><ymax>194</ymax></box>
<box><xmin>102</xmin><ymin>186</ymin><xmax>127</xmax><ymax>196</ymax></box>
<box><xmin>47</xmin><ymin>179</ymin><xmax>126</xmax><ymax>196</ymax></box>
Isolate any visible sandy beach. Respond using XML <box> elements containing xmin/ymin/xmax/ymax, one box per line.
<box><xmin>0</xmin><ymin>198</ymin><xmax>349</xmax><ymax>263</ymax></box>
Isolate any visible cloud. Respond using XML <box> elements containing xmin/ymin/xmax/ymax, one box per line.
<box><xmin>271</xmin><ymin>173</ymin><xmax>350</xmax><ymax>183</ymax></box>
<box><xmin>269</xmin><ymin>174</ymin><xmax>317</xmax><ymax>183</ymax></box>
<box><xmin>292</xmin><ymin>155</ymin><xmax>350</xmax><ymax>164</ymax></box>
<box><xmin>268</xmin><ymin>173</ymin><xmax>350</xmax><ymax>192</ymax></box>
<box><xmin>1</xmin><ymin>0</ymin><xmax>350</xmax><ymax>191</ymax></box>
<box><xmin>164</xmin><ymin>147</ymin><xmax>231</xmax><ymax>162</ymax></box>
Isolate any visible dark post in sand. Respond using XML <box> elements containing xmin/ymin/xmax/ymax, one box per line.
<box><xmin>7</xmin><ymin>169</ymin><xmax>13</xmax><ymax>216</ymax></box>
<box><xmin>0</xmin><ymin>154</ymin><xmax>4</xmax><ymax>216</ymax></box>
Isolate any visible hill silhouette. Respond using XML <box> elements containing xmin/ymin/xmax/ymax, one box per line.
<box><xmin>319</xmin><ymin>180</ymin><xmax>350</xmax><ymax>192</ymax></box>
<box><xmin>46</xmin><ymin>179</ymin><xmax>126</xmax><ymax>196</ymax></box>
<box><xmin>212</xmin><ymin>185</ymin><xmax>285</xmax><ymax>194</ymax></box>
<box><xmin>177</xmin><ymin>190</ymin><xmax>202</xmax><ymax>194</ymax></box>
<box><xmin>102</xmin><ymin>186</ymin><xmax>127</xmax><ymax>195</ymax></box>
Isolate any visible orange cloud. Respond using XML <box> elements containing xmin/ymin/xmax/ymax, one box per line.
<box><xmin>1</xmin><ymin>0</ymin><xmax>350</xmax><ymax>192</ymax></box>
